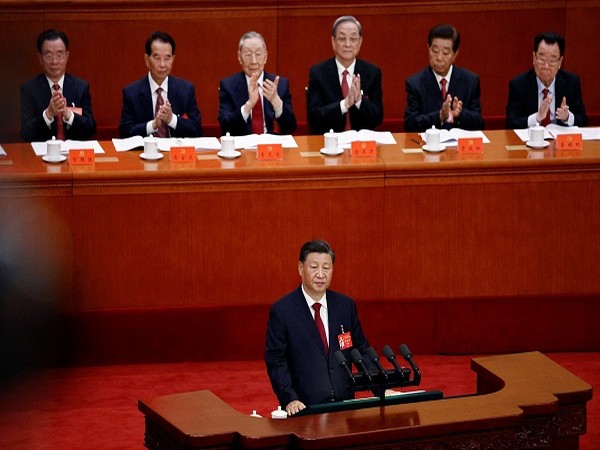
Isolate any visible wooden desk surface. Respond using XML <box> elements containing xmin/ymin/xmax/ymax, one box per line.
<box><xmin>1</xmin><ymin>131</ymin><xmax>599</xmax><ymax>312</ymax></box>
<box><xmin>2</xmin><ymin>131</ymin><xmax>600</xmax><ymax>187</ymax></box>
<box><xmin>138</xmin><ymin>351</ymin><xmax>593</xmax><ymax>449</ymax></box>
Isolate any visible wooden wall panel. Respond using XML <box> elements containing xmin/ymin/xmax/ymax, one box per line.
<box><xmin>2</xmin><ymin>1</ymin><xmax>599</xmax><ymax>139</ymax></box>
<box><xmin>71</xmin><ymin>186</ymin><xmax>385</xmax><ymax>309</ymax></box>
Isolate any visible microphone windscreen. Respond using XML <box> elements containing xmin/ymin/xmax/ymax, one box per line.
<box><xmin>365</xmin><ymin>346</ymin><xmax>379</xmax><ymax>361</ymax></box>
<box><xmin>334</xmin><ymin>350</ymin><xmax>348</xmax><ymax>366</ymax></box>
<box><xmin>399</xmin><ymin>344</ymin><xmax>412</xmax><ymax>360</ymax></box>
<box><xmin>383</xmin><ymin>345</ymin><xmax>395</xmax><ymax>360</ymax></box>
<box><xmin>350</xmin><ymin>348</ymin><xmax>363</xmax><ymax>364</ymax></box>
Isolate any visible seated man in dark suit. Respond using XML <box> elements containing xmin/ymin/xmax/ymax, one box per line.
<box><xmin>119</xmin><ymin>31</ymin><xmax>202</xmax><ymax>138</ymax></box>
<box><xmin>218</xmin><ymin>31</ymin><xmax>296</xmax><ymax>136</ymax></box>
<box><xmin>307</xmin><ymin>16</ymin><xmax>383</xmax><ymax>134</ymax></box>
<box><xmin>506</xmin><ymin>32</ymin><xmax>587</xmax><ymax>129</ymax></box>
<box><xmin>20</xmin><ymin>29</ymin><xmax>96</xmax><ymax>142</ymax></box>
<box><xmin>265</xmin><ymin>240</ymin><xmax>374</xmax><ymax>416</ymax></box>
<box><xmin>404</xmin><ymin>24</ymin><xmax>483</xmax><ymax>132</ymax></box>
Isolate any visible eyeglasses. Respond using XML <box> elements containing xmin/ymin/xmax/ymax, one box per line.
<box><xmin>334</xmin><ymin>35</ymin><xmax>360</xmax><ymax>44</ymax></box>
<box><xmin>42</xmin><ymin>52</ymin><xmax>67</xmax><ymax>62</ymax></box>
<box><xmin>240</xmin><ymin>51</ymin><xmax>265</xmax><ymax>61</ymax></box>
<box><xmin>535</xmin><ymin>54</ymin><xmax>561</xmax><ymax>67</ymax></box>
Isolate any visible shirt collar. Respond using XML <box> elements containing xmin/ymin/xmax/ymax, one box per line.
<box><xmin>245</xmin><ymin>71</ymin><xmax>265</xmax><ymax>87</ymax></box>
<box><xmin>536</xmin><ymin>76</ymin><xmax>556</xmax><ymax>96</ymax></box>
<box><xmin>433</xmin><ymin>65</ymin><xmax>453</xmax><ymax>86</ymax></box>
<box><xmin>336</xmin><ymin>58</ymin><xmax>356</xmax><ymax>77</ymax></box>
<box><xmin>46</xmin><ymin>75</ymin><xmax>65</xmax><ymax>90</ymax></box>
<box><xmin>301</xmin><ymin>284</ymin><xmax>328</xmax><ymax>310</ymax></box>
<box><xmin>148</xmin><ymin>73</ymin><xmax>169</xmax><ymax>94</ymax></box>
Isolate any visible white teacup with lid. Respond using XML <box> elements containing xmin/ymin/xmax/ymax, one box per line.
<box><xmin>424</xmin><ymin>125</ymin><xmax>441</xmax><ymax>148</ymax></box>
<box><xmin>220</xmin><ymin>132</ymin><xmax>236</xmax><ymax>155</ymax></box>
<box><xmin>46</xmin><ymin>136</ymin><xmax>63</xmax><ymax>160</ymax></box>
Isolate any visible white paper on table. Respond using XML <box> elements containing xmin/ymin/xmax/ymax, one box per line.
<box><xmin>333</xmin><ymin>129</ymin><xmax>397</xmax><ymax>148</ymax></box>
<box><xmin>157</xmin><ymin>137</ymin><xmax>221</xmax><ymax>151</ymax></box>
<box><xmin>112</xmin><ymin>136</ymin><xmax>221</xmax><ymax>152</ymax></box>
<box><xmin>112</xmin><ymin>136</ymin><xmax>144</xmax><ymax>151</ymax></box>
<box><xmin>420</xmin><ymin>128</ymin><xmax>490</xmax><ymax>144</ymax></box>
<box><xmin>0</xmin><ymin>144</ymin><xmax>6</xmax><ymax>157</ymax></box>
<box><xmin>31</xmin><ymin>140</ymin><xmax>105</xmax><ymax>156</ymax></box>
<box><xmin>233</xmin><ymin>134</ymin><xmax>298</xmax><ymax>149</ymax></box>
<box><xmin>546</xmin><ymin>124</ymin><xmax>600</xmax><ymax>141</ymax></box>
<box><xmin>513</xmin><ymin>128</ymin><xmax>553</xmax><ymax>142</ymax></box>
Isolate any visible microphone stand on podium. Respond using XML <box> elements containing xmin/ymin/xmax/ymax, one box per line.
<box><xmin>297</xmin><ymin>344</ymin><xmax>443</xmax><ymax>416</ymax></box>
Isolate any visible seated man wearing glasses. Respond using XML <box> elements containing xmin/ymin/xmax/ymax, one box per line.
<box><xmin>307</xmin><ymin>16</ymin><xmax>383</xmax><ymax>135</ymax></box>
<box><xmin>506</xmin><ymin>31</ymin><xmax>587</xmax><ymax>129</ymax></box>
<box><xmin>218</xmin><ymin>31</ymin><xmax>296</xmax><ymax>136</ymax></box>
<box><xmin>20</xmin><ymin>29</ymin><xmax>96</xmax><ymax>142</ymax></box>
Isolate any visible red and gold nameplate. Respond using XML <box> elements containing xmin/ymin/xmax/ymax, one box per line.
<box><xmin>351</xmin><ymin>141</ymin><xmax>376</xmax><ymax>157</ymax></box>
<box><xmin>555</xmin><ymin>133</ymin><xmax>583</xmax><ymax>151</ymax></box>
<box><xmin>257</xmin><ymin>143</ymin><xmax>283</xmax><ymax>160</ymax></box>
<box><xmin>170</xmin><ymin>146</ymin><xmax>196</xmax><ymax>162</ymax></box>
<box><xmin>457</xmin><ymin>137</ymin><xmax>483</xmax><ymax>154</ymax></box>
<box><xmin>69</xmin><ymin>149</ymin><xmax>95</xmax><ymax>165</ymax></box>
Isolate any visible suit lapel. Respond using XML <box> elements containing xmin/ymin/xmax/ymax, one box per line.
<box><xmin>140</xmin><ymin>78</ymin><xmax>155</xmax><ymax>121</ymax></box>
<box><xmin>554</xmin><ymin>70</ymin><xmax>566</xmax><ymax>106</ymax></box>
<box><xmin>327</xmin><ymin>59</ymin><xmax>343</xmax><ymax>99</ymax></box>
<box><xmin>425</xmin><ymin>68</ymin><xmax>443</xmax><ymax>107</ymax></box>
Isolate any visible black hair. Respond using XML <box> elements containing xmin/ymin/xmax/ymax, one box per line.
<box><xmin>145</xmin><ymin>31</ymin><xmax>176</xmax><ymax>56</ymax></box>
<box><xmin>428</xmin><ymin>24</ymin><xmax>460</xmax><ymax>52</ymax></box>
<box><xmin>299</xmin><ymin>240</ymin><xmax>336</xmax><ymax>264</ymax></box>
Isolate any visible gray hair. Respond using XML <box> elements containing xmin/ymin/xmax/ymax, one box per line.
<box><xmin>238</xmin><ymin>31</ymin><xmax>267</xmax><ymax>51</ymax></box>
<box><xmin>332</xmin><ymin>16</ymin><xmax>362</xmax><ymax>37</ymax></box>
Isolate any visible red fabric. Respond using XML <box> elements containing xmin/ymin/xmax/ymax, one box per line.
<box><xmin>341</xmin><ymin>69</ymin><xmax>351</xmax><ymax>130</ymax></box>
<box><xmin>53</xmin><ymin>84</ymin><xmax>65</xmax><ymax>140</ymax></box>
<box><xmin>541</xmin><ymin>88</ymin><xmax>551</xmax><ymax>126</ymax></box>
<box><xmin>251</xmin><ymin>93</ymin><xmax>264</xmax><ymax>134</ymax></box>
<box><xmin>155</xmin><ymin>87</ymin><xmax>169</xmax><ymax>137</ymax></box>
<box><xmin>312</xmin><ymin>303</ymin><xmax>328</xmax><ymax>352</ymax></box>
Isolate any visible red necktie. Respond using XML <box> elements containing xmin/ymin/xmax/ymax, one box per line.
<box><xmin>440</xmin><ymin>78</ymin><xmax>448</xmax><ymax>100</ymax></box>
<box><xmin>155</xmin><ymin>87</ymin><xmax>169</xmax><ymax>138</ymax></box>
<box><xmin>341</xmin><ymin>70</ymin><xmax>351</xmax><ymax>130</ymax></box>
<box><xmin>53</xmin><ymin>83</ymin><xmax>65</xmax><ymax>140</ymax></box>
<box><xmin>541</xmin><ymin>88</ymin><xmax>551</xmax><ymax>126</ymax></box>
<box><xmin>251</xmin><ymin>90</ymin><xmax>264</xmax><ymax>134</ymax></box>
<box><xmin>312</xmin><ymin>303</ymin><xmax>328</xmax><ymax>352</ymax></box>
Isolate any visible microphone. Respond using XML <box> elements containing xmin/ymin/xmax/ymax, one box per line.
<box><xmin>334</xmin><ymin>351</ymin><xmax>355</xmax><ymax>383</ymax></box>
<box><xmin>383</xmin><ymin>344</ymin><xmax>404</xmax><ymax>375</ymax></box>
<box><xmin>365</xmin><ymin>346</ymin><xmax>388</xmax><ymax>379</ymax></box>
<box><xmin>399</xmin><ymin>344</ymin><xmax>421</xmax><ymax>381</ymax></box>
<box><xmin>350</xmin><ymin>349</ymin><xmax>372</xmax><ymax>382</ymax></box>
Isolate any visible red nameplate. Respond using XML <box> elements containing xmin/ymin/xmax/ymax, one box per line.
<box><xmin>68</xmin><ymin>106</ymin><xmax>83</xmax><ymax>116</ymax></box>
<box><xmin>556</xmin><ymin>133</ymin><xmax>583</xmax><ymax>151</ymax></box>
<box><xmin>257</xmin><ymin>143</ymin><xmax>283</xmax><ymax>160</ymax></box>
<box><xmin>337</xmin><ymin>331</ymin><xmax>353</xmax><ymax>350</ymax></box>
<box><xmin>170</xmin><ymin>146</ymin><xmax>196</xmax><ymax>162</ymax></box>
<box><xmin>351</xmin><ymin>140</ymin><xmax>376</xmax><ymax>157</ymax></box>
<box><xmin>457</xmin><ymin>137</ymin><xmax>484</xmax><ymax>154</ymax></box>
<box><xmin>69</xmin><ymin>149</ymin><xmax>95</xmax><ymax>165</ymax></box>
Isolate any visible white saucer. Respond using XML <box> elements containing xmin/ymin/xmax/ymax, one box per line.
<box><xmin>217</xmin><ymin>150</ymin><xmax>241</xmax><ymax>159</ymax></box>
<box><xmin>422</xmin><ymin>144</ymin><xmax>446</xmax><ymax>153</ymax></box>
<box><xmin>320</xmin><ymin>147</ymin><xmax>344</xmax><ymax>156</ymax></box>
<box><xmin>140</xmin><ymin>152</ymin><xmax>164</xmax><ymax>161</ymax></box>
<box><xmin>42</xmin><ymin>154</ymin><xmax>67</xmax><ymax>163</ymax></box>
<box><xmin>526</xmin><ymin>140</ymin><xmax>549</xmax><ymax>149</ymax></box>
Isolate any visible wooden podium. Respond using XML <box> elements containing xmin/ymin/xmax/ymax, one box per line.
<box><xmin>138</xmin><ymin>352</ymin><xmax>592</xmax><ymax>449</ymax></box>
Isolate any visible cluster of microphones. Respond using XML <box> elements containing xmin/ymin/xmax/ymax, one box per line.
<box><xmin>334</xmin><ymin>344</ymin><xmax>421</xmax><ymax>395</ymax></box>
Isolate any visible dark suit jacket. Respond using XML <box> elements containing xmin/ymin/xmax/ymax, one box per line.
<box><xmin>506</xmin><ymin>69</ymin><xmax>588</xmax><ymax>129</ymax></box>
<box><xmin>404</xmin><ymin>66</ymin><xmax>484</xmax><ymax>132</ymax></box>
<box><xmin>119</xmin><ymin>75</ymin><xmax>202</xmax><ymax>138</ymax></box>
<box><xmin>218</xmin><ymin>71</ymin><xmax>296</xmax><ymax>136</ymax></box>
<box><xmin>307</xmin><ymin>58</ymin><xmax>383</xmax><ymax>135</ymax></box>
<box><xmin>20</xmin><ymin>73</ymin><xmax>96</xmax><ymax>142</ymax></box>
<box><xmin>265</xmin><ymin>286</ymin><xmax>373</xmax><ymax>407</ymax></box>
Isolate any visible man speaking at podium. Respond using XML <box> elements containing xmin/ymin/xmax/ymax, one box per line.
<box><xmin>265</xmin><ymin>240</ymin><xmax>374</xmax><ymax>416</ymax></box>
